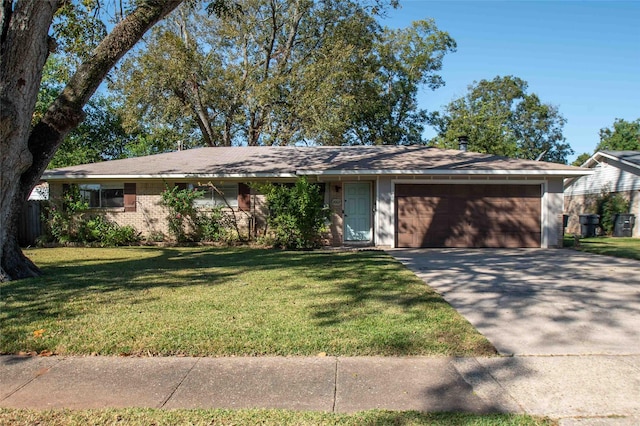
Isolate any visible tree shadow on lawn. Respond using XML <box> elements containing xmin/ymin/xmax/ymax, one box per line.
<box><xmin>286</xmin><ymin>251</ymin><xmax>495</xmax><ymax>355</ymax></box>
<box><xmin>1</xmin><ymin>247</ymin><xmax>492</xmax><ymax>356</ymax></box>
<box><xmin>0</xmin><ymin>247</ymin><xmax>257</xmax><ymax>349</ymax></box>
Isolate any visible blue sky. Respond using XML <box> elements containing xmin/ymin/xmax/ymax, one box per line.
<box><xmin>380</xmin><ymin>1</ymin><xmax>640</xmax><ymax>162</ymax></box>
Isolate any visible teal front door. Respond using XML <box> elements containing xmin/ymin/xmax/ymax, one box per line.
<box><xmin>344</xmin><ymin>182</ymin><xmax>372</xmax><ymax>242</ymax></box>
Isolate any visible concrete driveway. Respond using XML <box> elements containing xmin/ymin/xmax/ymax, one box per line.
<box><xmin>389</xmin><ymin>249</ymin><xmax>640</xmax><ymax>356</ymax></box>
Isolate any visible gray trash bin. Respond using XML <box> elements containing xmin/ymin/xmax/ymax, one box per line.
<box><xmin>613</xmin><ymin>214</ymin><xmax>635</xmax><ymax>237</ymax></box>
<box><xmin>579</xmin><ymin>214</ymin><xmax>599</xmax><ymax>238</ymax></box>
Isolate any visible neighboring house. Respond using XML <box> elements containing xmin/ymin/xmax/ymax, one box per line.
<box><xmin>28</xmin><ymin>182</ymin><xmax>49</xmax><ymax>201</ymax></box>
<box><xmin>41</xmin><ymin>145</ymin><xmax>589</xmax><ymax>248</ymax></box>
<box><xmin>564</xmin><ymin>150</ymin><xmax>640</xmax><ymax>237</ymax></box>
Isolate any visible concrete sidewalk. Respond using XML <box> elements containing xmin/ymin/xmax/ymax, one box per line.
<box><xmin>1</xmin><ymin>355</ymin><xmax>639</xmax><ymax>424</ymax></box>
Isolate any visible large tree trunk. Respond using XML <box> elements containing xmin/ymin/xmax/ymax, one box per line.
<box><xmin>1</xmin><ymin>0</ymin><xmax>60</xmax><ymax>281</ymax></box>
<box><xmin>0</xmin><ymin>0</ymin><xmax>183</xmax><ymax>282</ymax></box>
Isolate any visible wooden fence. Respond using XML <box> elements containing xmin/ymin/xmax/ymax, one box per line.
<box><xmin>18</xmin><ymin>201</ymin><xmax>44</xmax><ymax>247</ymax></box>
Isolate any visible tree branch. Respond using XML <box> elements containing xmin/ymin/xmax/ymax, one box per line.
<box><xmin>22</xmin><ymin>0</ymin><xmax>183</xmax><ymax>199</ymax></box>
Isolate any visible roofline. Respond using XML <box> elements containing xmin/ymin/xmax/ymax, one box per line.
<box><xmin>41</xmin><ymin>172</ymin><xmax>300</xmax><ymax>180</ymax></box>
<box><xmin>595</xmin><ymin>151</ymin><xmax>640</xmax><ymax>170</ymax></box>
<box><xmin>297</xmin><ymin>169</ymin><xmax>593</xmax><ymax>177</ymax></box>
<box><xmin>566</xmin><ymin>150</ymin><xmax>638</xmax><ymax>189</ymax></box>
<box><xmin>43</xmin><ymin>168</ymin><xmax>592</xmax><ymax>181</ymax></box>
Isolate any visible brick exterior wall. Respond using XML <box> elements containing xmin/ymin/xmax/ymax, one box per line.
<box><xmin>48</xmin><ymin>182</ymin><xmax>347</xmax><ymax>245</ymax></box>
<box><xmin>105</xmin><ymin>182</ymin><xmax>167</xmax><ymax>238</ymax></box>
<box><xmin>564</xmin><ymin>193</ymin><xmax>598</xmax><ymax>236</ymax></box>
<box><xmin>49</xmin><ymin>182</ymin><xmax>262</xmax><ymax>241</ymax></box>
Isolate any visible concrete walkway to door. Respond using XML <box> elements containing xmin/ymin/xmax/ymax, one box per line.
<box><xmin>389</xmin><ymin>248</ymin><xmax>640</xmax><ymax>356</ymax></box>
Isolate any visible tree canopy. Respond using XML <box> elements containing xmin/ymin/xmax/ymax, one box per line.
<box><xmin>597</xmin><ymin>118</ymin><xmax>640</xmax><ymax>152</ymax></box>
<box><xmin>112</xmin><ymin>0</ymin><xmax>455</xmax><ymax>148</ymax></box>
<box><xmin>36</xmin><ymin>56</ymin><xmax>136</xmax><ymax>167</ymax></box>
<box><xmin>429</xmin><ymin>75</ymin><xmax>573</xmax><ymax>164</ymax></box>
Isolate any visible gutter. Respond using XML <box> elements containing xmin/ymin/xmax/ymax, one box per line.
<box><xmin>41</xmin><ymin>172</ymin><xmax>300</xmax><ymax>180</ymax></box>
<box><xmin>296</xmin><ymin>169</ymin><xmax>593</xmax><ymax>177</ymax></box>
<box><xmin>41</xmin><ymin>169</ymin><xmax>592</xmax><ymax>181</ymax></box>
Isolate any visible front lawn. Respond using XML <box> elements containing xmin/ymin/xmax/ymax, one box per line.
<box><xmin>0</xmin><ymin>247</ymin><xmax>495</xmax><ymax>356</ymax></box>
<box><xmin>564</xmin><ymin>235</ymin><xmax>640</xmax><ymax>260</ymax></box>
<box><xmin>0</xmin><ymin>408</ymin><xmax>556</xmax><ymax>426</ymax></box>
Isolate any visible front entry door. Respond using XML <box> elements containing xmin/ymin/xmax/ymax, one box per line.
<box><xmin>344</xmin><ymin>182</ymin><xmax>372</xmax><ymax>242</ymax></box>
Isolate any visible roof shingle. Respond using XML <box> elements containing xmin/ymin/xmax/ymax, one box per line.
<box><xmin>43</xmin><ymin>146</ymin><xmax>588</xmax><ymax>179</ymax></box>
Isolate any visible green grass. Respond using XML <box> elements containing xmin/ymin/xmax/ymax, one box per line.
<box><xmin>0</xmin><ymin>247</ymin><xmax>495</xmax><ymax>357</ymax></box>
<box><xmin>0</xmin><ymin>408</ymin><xmax>556</xmax><ymax>426</ymax></box>
<box><xmin>564</xmin><ymin>235</ymin><xmax>640</xmax><ymax>260</ymax></box>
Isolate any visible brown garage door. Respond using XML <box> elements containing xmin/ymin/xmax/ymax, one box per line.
<box><xmin>396</xmin><ymin>184</ymin><xmax>541</xmax><ymax>248</ymax></box>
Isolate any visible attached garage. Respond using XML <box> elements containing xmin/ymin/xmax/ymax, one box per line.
<box><xmin>395</xmin><ymin>184</ymin><xmax>542</xmax><ymax>248</ymax></box>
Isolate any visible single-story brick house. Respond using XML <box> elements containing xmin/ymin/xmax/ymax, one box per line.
<box><xmin>564</xmin><ymin>150</ymin><xmax>640</xmax><ymax>237</ymax></box>
<box><xmin>42</xmin><ymin>145</ymin><xmax>589</xmax><ymax>248</ymax></box>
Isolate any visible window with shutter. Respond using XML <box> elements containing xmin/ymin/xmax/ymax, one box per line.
<box><xmin>78</xmin><ymin>183</ymin><xmax>124</xmax><ymax>208</ymax></box>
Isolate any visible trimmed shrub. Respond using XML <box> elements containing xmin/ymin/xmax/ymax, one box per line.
<box><xmin>258</xmin><ymin>177</ymin><xmax>329</xmax><ymax>250</ymax></box>
<box><xmin>596</xmin><ymin>190</ymin><xmax>630</xmax><ymax>235</ymax></box>
<box><xmin>160</xmin><ymin>185</ymin><xmax>204</xmax><ymax>242</ymax></box>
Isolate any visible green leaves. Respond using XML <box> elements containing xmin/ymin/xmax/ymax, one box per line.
<box><xmin>593</xmin><ymin>187</ymin><xmax>631</xmax><ymax>235</ymax></box>
<box><xmin>259</xmin><ymin>178</ymin><xmax>329</xmax><ymax>250</ymax></box>
<box><xmin>430</xmin><ymin>75</ymin><xmax>573</xmax><ymax>164</ymax></box>
<box><xmin>345</xmin><ymin>19</ymin><xmax>455</xmax><ymax>146</ymax></box>
<box><xmin>112</xmin><ymin>2</ymin><xmax>454</xmax><ymax>148</ymax></box>
<box><xmin>161</xmin><ymin>185</ymin><xmax>205</xmax><ymax>242</ymax></box>
<box><xmin>572</xmin><ymin>118</ymin><xmax>639</xmax><ymax>165</ymax></box>
<box><xmin>51</xmin><ymin>0</ymin><xmax>107</xmax><ymax>71</ymax></box>
<box><xmin>597</xmin><ymin>118</ymin><xmax>640</xmax><ymax>152</ymax></box>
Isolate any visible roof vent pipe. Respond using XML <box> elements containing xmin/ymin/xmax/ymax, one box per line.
<box><xmin>458</xmin><ymin>135</ymin><xmax>468</xmax><ymax>152</ymax></box>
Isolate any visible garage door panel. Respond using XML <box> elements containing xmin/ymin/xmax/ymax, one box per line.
<box><xmin>396</xmin><ymin>232</ymin><xmax>413</xmax><ymax>247</ymax></box>
<box><xmin>395</xmin><ymin>184</ymin><xmax>541</xmax><ymax>248</ymax></box>
<box><xmin>455</xmin><ymin>211</ymin><xmax>540</xmax><ymax>230</ymax></box>
<box><xmin>397</xmin><ymin>198</ymin><xmax>447</xmax><ymax>215</ymax></box>
<box><xmin>415</xmin><ymin>199</ymin><xmax>446</xmax><ymax>215</ymax></box>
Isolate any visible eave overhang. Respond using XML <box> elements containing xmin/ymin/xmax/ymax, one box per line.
<box><xmin>42</xmin><ymin>167</ymin><xmax>592</xmax><ymax>181</ymax></box>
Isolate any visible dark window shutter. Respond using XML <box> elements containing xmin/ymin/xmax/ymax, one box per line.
<box><xmin>238</xmin><ymin>183</ymin><xmax>251</xmax><ymax>211</ymax></box>
<box><xmin>124</xmin><ymin>183</ymin><xmax>137</xmax><ymax>212</ymax></box>
<box><xmin>62</xmin><ymin>184</ymin><xmax>70</xmax><ymax>212</ymax></box>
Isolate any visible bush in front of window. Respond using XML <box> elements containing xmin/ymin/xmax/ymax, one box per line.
<box><xmin>160</xmin><ymin>185</ymin><xmax>204</xmax><ymax>242</ymax></box>
<box><xmin>196</xmin><ymin>207</ymin><xmax>236</xmax><ymax>242</ymax></box>
<box><xmin>42</xmin><ymin>185</ymin><xmax>89</xmax><ymax>244</ymax></box>
<box><xmin>41</xmin><ymin>190</ymin><xmax>140</xmax><ymax>246</ymax></box>
<box><xmin>78</xmin><ymin>215</ymin><xmax>141</xmax><ymax>246</ymax></box>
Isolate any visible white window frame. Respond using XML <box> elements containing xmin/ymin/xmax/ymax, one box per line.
<box><xmin>190</xmin><ymin>183</ymin><xmax>238</xmax><ymax>208</ymax></box>
<box><xmin>79</xmin><ymin>183</ymin><xmax>124</xmax><ymax>208</ymax></box>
